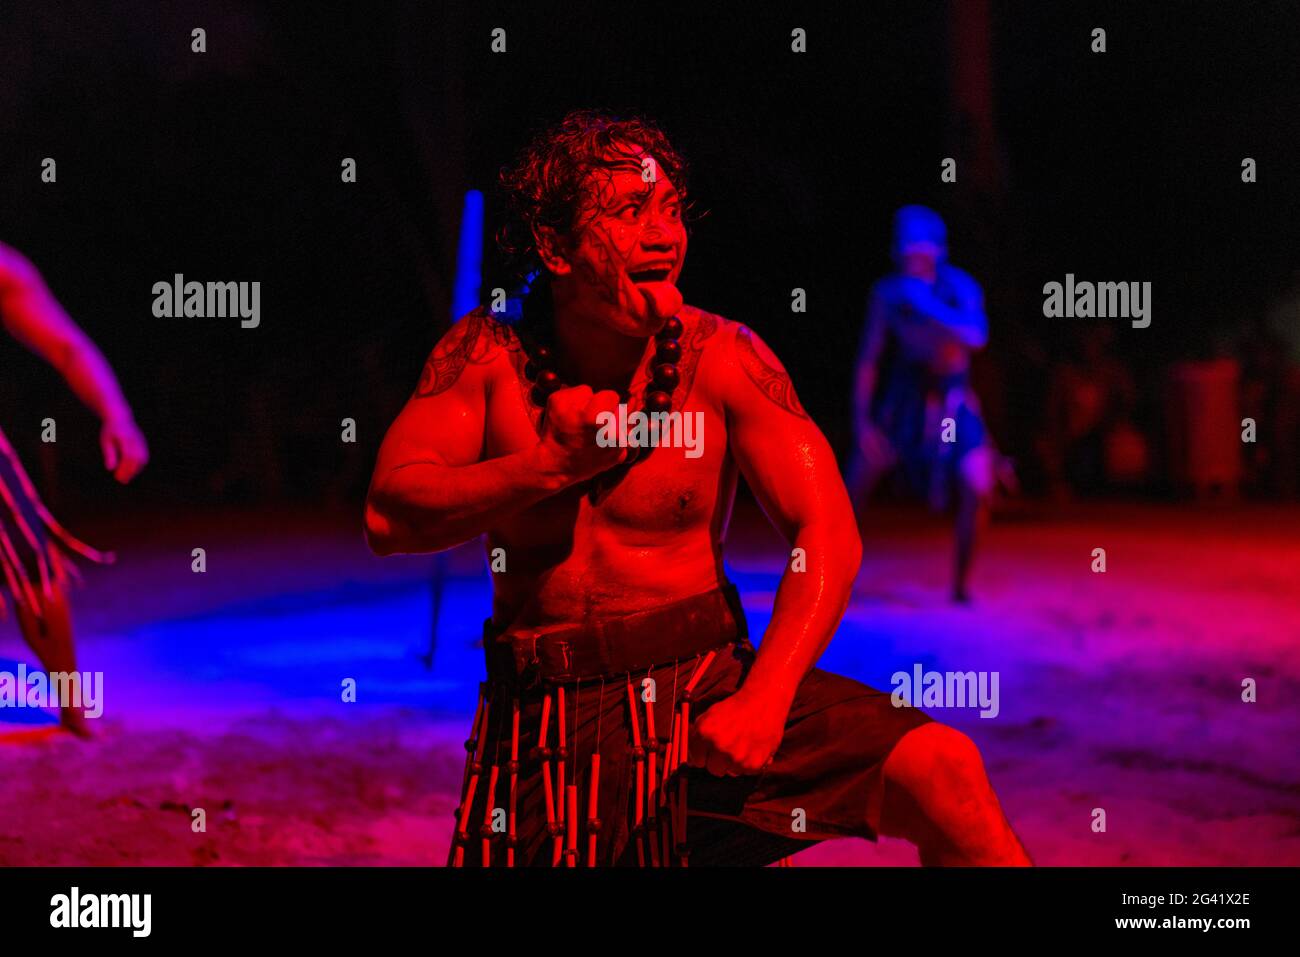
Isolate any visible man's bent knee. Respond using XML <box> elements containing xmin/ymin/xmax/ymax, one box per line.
<box><xmin>884</xmin><ymin>723</ymin><xmax>987</xmax><ymax>798</ymax></box>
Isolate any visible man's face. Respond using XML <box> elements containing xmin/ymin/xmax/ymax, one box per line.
<box><xmin>551</xmin><ymin>150</ymin><xmax>688</xmax><ymax>337</ymax></box>
<box><xmin>898</xmin><ymin>241</ymin><xmax>941</xmax><ymax>282</ymax></box>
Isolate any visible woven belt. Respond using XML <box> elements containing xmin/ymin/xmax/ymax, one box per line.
<box><xmin>483</xmin><ymin>584</ymin><xmax>748</xmax><ymax>688</ymax></box>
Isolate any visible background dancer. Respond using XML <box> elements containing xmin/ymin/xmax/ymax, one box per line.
<box><xmin>850</xmin><ymin>206</ymin><xmax>1000</xmax><ymax>603</ymax></box>
<box><xmin>0</xmin><ymin>241</ymin><xmax>149</xmax><ymax>735</ymax></box>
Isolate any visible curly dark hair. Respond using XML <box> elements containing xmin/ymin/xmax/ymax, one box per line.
<box><xmin>493</xmin><ymin>109</ymin><xmax>692</xmax><ymax>289</ymax></box>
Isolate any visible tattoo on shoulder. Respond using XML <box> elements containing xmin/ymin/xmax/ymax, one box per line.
<box><xmin>735</xmin><ymin>325</ymin><xmax>809</xmax><ymax>420</ymax></box>
<box><xmin>414</xmin><ymin>309</ymin><xmax>514</xmax><ymax>398</ymax></box>
<box><xmin>673</xmin><ymin>311</ymin><xmax>718</xmax><ymax>406</ymax></box>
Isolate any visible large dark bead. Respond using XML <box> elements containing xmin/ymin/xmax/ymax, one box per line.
<box><xmin>534</xmin><ymin>345</ymin><xmax>552</xmax><ymax>365</ymax></box>
<box><xmin>657</xmin><ymin>316</ymin><xmax>683</xmax><ymax>340</ymax></box>
<box><xmin>536</xmin><ymin>370</ymin><xmax>560</xmax><ymax>392</ymax></box>
<box><xmin>655</xmin><ymin>340</ymin><xmax>682</xmax><ymax>364</ymax></box>
<box><xmin>652</xmin><ymin>363</ymin><xmax>680</xmax><ymax>391</ymax></box>
<box><xmin>646</xmin><ymin>390</ymin><xmax>672</xmax><ymax>413</ymax></box>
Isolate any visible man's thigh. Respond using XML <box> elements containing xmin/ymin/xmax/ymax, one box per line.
<box><xmin>682</xmin><ymin>657</ymin><xmax>933</xmax><ymax>862</ymax></box>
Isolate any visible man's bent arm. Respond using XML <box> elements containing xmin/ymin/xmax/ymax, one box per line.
<box><xmin>365</xmin><ymin>316</ymin><xmax>620</xmax><ymax>556</ymax></box>
<box><xmin>365</xmin><ymin>321</ymin><xmax>566</xmax><ymax>554</ymax></box>
<box><xmin>721</xmin><ymin>324</ymin><xmax>863</xmax><ymax>714</ymax></box>
<box><xmin>367</xmin><ymin>442</ymin><xmax>571</xmax><ymax>556</ymax></box>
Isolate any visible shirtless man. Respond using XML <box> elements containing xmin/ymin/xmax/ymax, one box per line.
<box><xmin>366</xmin><ymin>111</ymin><xmax>1029</xmax><ymax>866</ymax></box>
<box><xmin>0</xmin><ymin>241</ymin><xmax>149</xmax><ymax>736</ymax></box>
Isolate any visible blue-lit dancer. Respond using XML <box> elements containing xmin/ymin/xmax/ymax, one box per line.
<box><xmin>851</xmin><ymin>206</ymin><xmax>998</xmax><ymax>603</ymax></box>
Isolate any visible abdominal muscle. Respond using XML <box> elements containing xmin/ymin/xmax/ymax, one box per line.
<box><xmin>485</xmin><ymin>455</ymin><xmax>737</xmax><ymax>631</ymax></box>
<box><xmin>478</xmin><ymin>328</ymin><xmax>735</xmax><ymax>632</ymax></box>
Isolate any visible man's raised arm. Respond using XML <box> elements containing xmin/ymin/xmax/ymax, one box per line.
<box><xmin>364</xmin><ymin>314</ymin><xmax>625</xmax><ymax>555</ymax></box>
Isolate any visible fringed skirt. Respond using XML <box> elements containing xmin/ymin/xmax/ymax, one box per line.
<box><xmin>449</xmin><ymin>585</ymin><xmax>933</xmax><ymax>867</ymax></box>
<box><xmin>0</xmin><ymin>427</ymin><xmax>113</xmax><ymax>621</ymax></box>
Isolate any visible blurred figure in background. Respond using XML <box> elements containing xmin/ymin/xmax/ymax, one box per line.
<box><xmin>0</xmin><ymin>241</ymin><xmax>149</xmax><ymax>736</ymax></box>
<box><xmin>850</xmin><ymin>206</ymin><xmax>1000</xmax><ymax>603</ymax></box>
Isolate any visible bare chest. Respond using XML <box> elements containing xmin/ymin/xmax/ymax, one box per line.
<box><xmin>483</xmin><ymin>367</ymin><xmax>732</xmax><ymax>542</ymax></box>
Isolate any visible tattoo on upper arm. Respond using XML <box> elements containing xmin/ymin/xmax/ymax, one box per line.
<box><xmin>735</xmin><ymin>326</ymin><xmax>809</xmax><ymax>420</ymax></box>
<box><xmin>414</xmin><ymin>310</ymin><xmax>498</xmax><ymax>398</ymax></box>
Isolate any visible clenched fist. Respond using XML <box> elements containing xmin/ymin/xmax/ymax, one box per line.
<box><xmin>689</xmin><ymin>689</ymin><xmax>788</xmax><ymax>777</ymax></box>
<box><xmin>538</xmin><ymin>385</ymin><xmax>627</xmax><ymax>484</ymax></box>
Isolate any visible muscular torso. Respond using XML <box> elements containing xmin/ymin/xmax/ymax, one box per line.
<box><xmin>462</xmin><ymin>305</ymin><xmax>737</xmax><ymax>629</ymax></box>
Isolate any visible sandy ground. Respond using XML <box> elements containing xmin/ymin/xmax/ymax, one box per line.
<box><xmin>1</xmin><ymin>501</ymin><xmax>1297</xmax><ymax>866</ymax></box>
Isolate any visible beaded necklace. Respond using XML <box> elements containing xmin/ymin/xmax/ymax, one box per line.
<box><xmin>515</xmin><ymin>301</ymin><xmax>683</xmax><ymax>495</ymax></box>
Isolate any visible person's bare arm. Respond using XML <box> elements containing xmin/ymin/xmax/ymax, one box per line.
<box><xmin>691</xmin><ymin>323</ymin><xmax>862</xmax><ymax>776</ymax></box>
<box><xmin>0</xmin><ymin>242</ymin><xmax>148</xmax><ymax>483</ymax></box>
<box><xmin>854</xmin><ymin>290</ymin><xmax>888</xmax><ymax>426</ymax></box>
<box><xmin>364</xmin><ymin>313</ymin><xmax>625</xmax><ymax>555</ymax></box>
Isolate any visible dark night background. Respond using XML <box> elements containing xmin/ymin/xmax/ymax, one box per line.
<box><xmin>2</xmin><ymin>0</ymin><xmax>1298</xmax><ymax>516</ymax></box>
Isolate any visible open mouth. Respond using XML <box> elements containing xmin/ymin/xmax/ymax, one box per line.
<box><xmin>628</xmin><ymin>267</ymin><xmax>673</xmax><ymax>283</ymax></box>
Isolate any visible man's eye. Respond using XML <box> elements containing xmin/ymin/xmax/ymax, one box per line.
<box><xmin>617</xmin><ymin>203</ymin><xmax>639</xmax><ymax>219</ymax></box>
<box><xmin>666</xmin><ymin>205</ymin><xmax>682</xmax><ymax>220</ymax></box>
